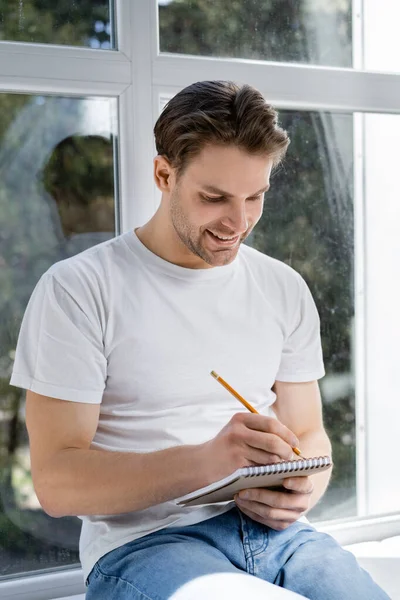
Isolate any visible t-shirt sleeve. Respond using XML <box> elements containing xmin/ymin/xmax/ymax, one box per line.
<box><xmin>10</xmin><ymin>271</ymin><xmax>107</xmax><ymax>403</ymax></box>
<box><xmin>275</xmin><ymin>274</ymin><xmax>325</xmax><ymax>382</ymax></box>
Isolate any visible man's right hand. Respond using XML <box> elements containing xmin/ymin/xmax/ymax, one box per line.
<box><xmin>201</xmin><ymin>412</ymin><xmax>299</xmax><ymax>482</ymax></box>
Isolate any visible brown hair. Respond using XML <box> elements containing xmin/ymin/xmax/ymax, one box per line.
<box><xmin>154</xmin><ymin>80</ymin><xmax>289</xmax><ymax>176</ymax></box>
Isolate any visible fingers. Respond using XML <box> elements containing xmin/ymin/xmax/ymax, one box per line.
<box><xmin>229</xmin><ymin>412</ymin><xmax>299</xmax><ymax>462</ymax></box>
<box><xmin>244</xmin><ymin>447</ymin><xmax>287</xmax><ymax>465</ymax></box>
<box><xmin>240</xmin><ymin>413</ymin><xmax>299</xmax><ymax>448</ymax></box>
<box><xmin>282</xmin><ymin>476</ymin><xmax>314</xmax><ymax>494</ymax></box>
<box><xmin>235</xmin><ymin>485</ymin><xmax>312</xmax><ymax>530</ymax></box>
<box><xmin>235</xmin><ymin>504</ymin><xmax>295</xmax><ymax>531</ymax></box>
<box><xmin>237</xmin><ymin>484</ymin><xmax>312</xmax><ymax>511</ymax></box>
<box><xmin>244</xmin><ymin>429</ymin><xmax>295</xmax><ymax>462</ymax></box>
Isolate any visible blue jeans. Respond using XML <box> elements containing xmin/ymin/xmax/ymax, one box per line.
<box><xmin>86</xmin><ymin>507</ymin><xmax>390</xmax><ymax>599</ymax></box>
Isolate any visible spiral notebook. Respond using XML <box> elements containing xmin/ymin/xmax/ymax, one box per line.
<box><xmin>176</xmin><ymin>456</ymin><xmax>332</xmax><ymax>507</ymax></box>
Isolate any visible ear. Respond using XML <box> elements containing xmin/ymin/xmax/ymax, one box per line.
<box><xmin>153</xmin><ymin>155</ymin><xmax>175</xmax><ymax>193</ymax></box>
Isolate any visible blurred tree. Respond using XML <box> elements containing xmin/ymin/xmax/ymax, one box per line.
<box><xmin>159</xmin><ymin>0</ymin><xmax>352</xmax><ymax>67</ymax></box>
<box><xmin>0</xmin><ymin>0</ymin><xmax>111</xmax><ymax>47</ymax></box>
<box><xmin>0</xmin><ymin>0</ymin><xmax>114</xmax><ymax>576</ymax></box>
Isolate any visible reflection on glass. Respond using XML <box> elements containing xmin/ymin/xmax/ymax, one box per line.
<box><xmin>159</xmin><ymin>0</ymin><xmax>352</xmax><ymax>68</ymax></box>
<box><xmin>246</xmin><ymin>110</ymin><xmax>355</xmax><ymax>521</ymax></box>
<box><xmin>0</xmin><ymin>93</ymin><xmax>117</xmax><ymax>577</ymax></box>
<box><xmin>0</xmin><ymin>0</ymin><xmax>114</xmax><ymax>49</ymax></box>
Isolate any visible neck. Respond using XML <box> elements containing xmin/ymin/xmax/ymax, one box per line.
<box><xmin>135</xmin><ymin>206</ymin><xmax>210</xmax><ymax>269</ymax></box>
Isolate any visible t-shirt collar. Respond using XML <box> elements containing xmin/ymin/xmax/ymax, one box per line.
<box><xmin>122</xmin><ymin>229</ymin><xmax>239</xmax><ymax>282</ymax></box>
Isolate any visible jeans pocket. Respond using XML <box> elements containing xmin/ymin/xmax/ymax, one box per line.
<box><xmin>85</xmin><ymin>564</ymin><xmax>97</xmax><ymax>587</ymax></box>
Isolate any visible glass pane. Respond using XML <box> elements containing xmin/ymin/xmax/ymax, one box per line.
<box><xmin>245</xmin><ymin>110</ymin><xmax>355</xmax><ymax>521</ymax></box>
<box><xmin>159</xmin><ymin>0</ymin><xmax>352</xmax><ymax>68</ymax></box>
<box><xmin>0</xmin><ymin>0</ymin><xmax>114</xmax><ymax>49</ymax></box>
<box><xmin>0</xmin><ymin>93</ymin><xmax>117</xmax><ymax>577</ymax></box>
<box><xmin>362</xmin><ymin>112</ymin><xmax>400</xmax><ymax>514</ymax></box>
<box><xmin>363</xmin><ymin>0</ymin><xmax>400</xmax><ymax>73</ymax></box>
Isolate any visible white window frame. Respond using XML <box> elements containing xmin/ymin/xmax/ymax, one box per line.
<box><xmin>1</xmin><ymin>0</ymin><xmax>400</xmax><ymax>597</ymax></box>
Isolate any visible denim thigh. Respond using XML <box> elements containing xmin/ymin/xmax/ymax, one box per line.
<box><xmin>263</xmin><ymin>524</ymin><xmax>391</xmax><ymax>600</ymax></box>
<box><xmin>85</xmin><ymin>509</ymin><xmax>248</xmax><ymax>600</ymax></box>
<box><xmin>86</xmin><ymin>507</ymin><xmax>390</xmax><ymax>600</ymax></box>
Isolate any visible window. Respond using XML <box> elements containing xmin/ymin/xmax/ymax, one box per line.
<box><xmin>248</xmin><ymin>108</ymin><xmax>400</xmax><ymax>521</ymax></box>
<box><xmin>0</xmin><ymin>93</ymin><xmax>117</xmax><ymax>577</ymax></box>
<box><xmin>159</xmin><ymin>0</ymin><xmax>352</xmax><ymax>67</ymax></box>
<box><xmin>246</xmin><ymin>109</ymin><xmax>355</xmax><ymax>521</ymax></box>
<box><xmin>159</xmin><ymin>0</ymin><xmax>400</xmax><ymax>74</ymax></box>
<box><xmin>1</xmin><ymin>0</ymin><xmax>400</xmax><ymax>597</ymax></box>
<box><xmin>0</xmin><ymin>0</ymin><xmax>114</xmax><ymax>49</ymax></box>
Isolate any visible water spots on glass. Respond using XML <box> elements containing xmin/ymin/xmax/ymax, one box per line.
<box><xmin>247</xmin><ymin>108</ymin><xmax>356</xmax><ymax>520</ymax></box>
<box><xmin>159</xmin><ymin>0</ymin><xmax>352</xmax><ymax>68</ymax></box>
<box><xmin>18</xmin><ymin>0</ymin><xmax>24</xmax><ymax>31</ymax></box>
<box><xmin>90</xmin><ymin>38</ymin><xmax>101</xmax><ymax>49</ymax></box>
<box><xmin>342</xmin><ymin>433</ymin><xmax>354</xmax><ymax>446</ymax></box>
<box><xmin>94</xmin><ymin>20</ymin><xmax>105</xmax><ymax>33</ymax></box>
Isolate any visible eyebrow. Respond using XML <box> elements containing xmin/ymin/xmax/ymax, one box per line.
<box><xmin>201</xmin><ymin>184</ymin><xmax>270</xmax><ymax>198</ymax></box>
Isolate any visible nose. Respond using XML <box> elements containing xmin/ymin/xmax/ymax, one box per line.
<box><xmin>222</xmin><ymin>201</ymin><xmax>248</xmax><ymax>234</ymax></box>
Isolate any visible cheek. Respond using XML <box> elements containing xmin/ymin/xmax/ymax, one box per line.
<box><xmin>248</xmin><ymin>202</ymin><xmax>264</xmax><ymax>224</ymax></box>
<box><xmin>199</xmin><ymin>205</ymin><xmax>227</xmax><ymax>226</ymax></box>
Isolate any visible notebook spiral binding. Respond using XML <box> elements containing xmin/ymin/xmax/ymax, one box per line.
<box><xmin>245</xmin><ymin>456</ymin><xmax>331</xmax><ymax>478</ymax></box>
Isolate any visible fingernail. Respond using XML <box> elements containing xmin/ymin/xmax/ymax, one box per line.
<box><xmin>239</xmin><ymin>491</ymin><xmax>249</xmax><ymax>500</ymax></box>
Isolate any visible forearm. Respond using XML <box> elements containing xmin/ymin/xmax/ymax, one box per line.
<box><xmin>297</xmin><ymin>428</ymin><xmax>332</xmax><ymax>511</ymax></box>
<box><xmin>36</xmin><ymin>444</ymin><xmax>212</xmax><ymax>518</ymax></box>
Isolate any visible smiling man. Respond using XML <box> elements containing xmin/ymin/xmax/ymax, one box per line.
<box><xmin>10</xmin><ymin>81</ymin><xmax>389</xmax><ymax>599</ymax></box>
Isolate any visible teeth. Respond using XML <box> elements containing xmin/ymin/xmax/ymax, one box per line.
<box><xmin>210</xmin><ymin>232</ymin><xmax>236</xmax><ymax>240</ymax></box>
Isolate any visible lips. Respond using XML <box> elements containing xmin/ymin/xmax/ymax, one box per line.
<box><xmin>206</xmin><ymin>229</ymin><xmax>240</xmax><ymax>248</ymax></box>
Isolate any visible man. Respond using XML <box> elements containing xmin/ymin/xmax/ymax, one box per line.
<box><xmin>10</xmin><ymin>81</ymin><xmax>388</xmax><ymax>599</ymax></box>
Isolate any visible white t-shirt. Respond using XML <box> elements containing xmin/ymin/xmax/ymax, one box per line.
<box><xmin>10</xmin><ymin>230</ymin><xmax>325</xmax><ymax>580</ymax></box>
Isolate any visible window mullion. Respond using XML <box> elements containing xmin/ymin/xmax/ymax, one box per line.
<box><xmin>118</xmin><ymin>0</ymin><xmax>159</xmax><ymax>233</ymax></box>
<box><xmin>0</xmin><ymin>42</ymin><xmax>131</xmax><ymax>95</ymax></box>
<box><xmin>153</xmin><ymin>54</ymin><xmax>400</xmax><ymax>114</ymax></box>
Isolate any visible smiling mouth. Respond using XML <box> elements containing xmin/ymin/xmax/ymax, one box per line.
<box><xmin>206</xmin><ymin>229</ymin><xmax>241</xmax><ymax>247</ymax></box>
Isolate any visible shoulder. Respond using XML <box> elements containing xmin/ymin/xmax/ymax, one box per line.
<box><xmin>239</xmin><ymin>243</ymin><xmax>303</xmax><ymax>290</ymax></box>
<box><xmin>238</xmin><ymin>244</ymin><xmax>311</xmax><ymax>327</ymax></box>
<box><xmin>39</xmin><ymin>234</ymin><xmax>130</xmax><ymax>324</ymax></box>
<box><xmin>46</xmin><ymin>233</ymin><xmax>128</xmax><ymax>291</ymax></box>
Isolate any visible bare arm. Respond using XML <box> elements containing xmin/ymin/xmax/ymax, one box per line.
<box><xmin>26</xmin><ymin>391</ymin><xmax>213</xmax><ymax>517</ymax></box>
<box><xmin>272</xmin><ymin>379</ymin><xmax>332</xmax><ymax>510</ymax></box>
<box><xmin>26</xmin><ymin>390</ymin><xmax>298</xmax><ymax>518</ymax></box>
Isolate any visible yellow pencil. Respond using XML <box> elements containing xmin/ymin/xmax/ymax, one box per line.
<box><xmin>210</xmin><ymin>370</ymin><xmax>303</xmax><ymax>458</ymax></box>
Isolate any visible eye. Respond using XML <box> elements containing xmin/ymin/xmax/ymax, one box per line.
<box><xmin>202</xmin><ymin>195</ymin><xmax>225</xmax><ymax>203</ymax></box>
<box><xmin>247</xmin><ymin>194</ymin><xmax>264</xmax><ymax>202</ymax></box>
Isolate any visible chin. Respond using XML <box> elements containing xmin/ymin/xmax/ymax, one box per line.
<box><xmin>208</xmin><ymin>249</ymin><xmax>239</xmax><ymax>267</ymax></box>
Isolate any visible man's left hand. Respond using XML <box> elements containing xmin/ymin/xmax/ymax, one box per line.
<box><xmin>234</xmin><ymin>475</ymin><xmax>314</xmax><ymax>530</ymax></box>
